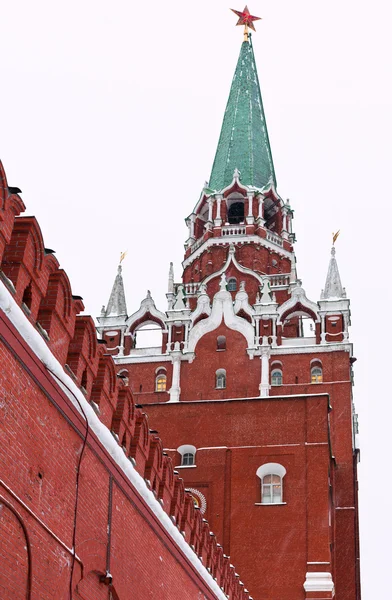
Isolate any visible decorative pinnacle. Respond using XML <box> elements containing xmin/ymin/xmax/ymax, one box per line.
<box><xmin>231</xmin><ymin>5</ymin><xmax>261</xmax><ymax>41</ymax></box>
<box><xmin>332</xmin><ymin>230</ymin><xmax>340</xmax><ymax>246</ymax></box>
<box><xmin>120</xmin><ymin>250</ymin><xmax>127</xmax><ymax>263</ymax></box>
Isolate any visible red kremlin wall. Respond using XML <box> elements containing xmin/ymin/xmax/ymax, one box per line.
<box><xmin>0</xmin><ymin>161</ymin><xmax>253</xmax><ymax>600</ymax></box>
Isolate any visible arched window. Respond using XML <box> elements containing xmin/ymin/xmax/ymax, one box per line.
<box><xmin>217</xmin><ymin>335</ymin><xmax>226</xmax><ymax>351</ymax></box>
<box><xmin>182</xmin><ymin>453</ymin><xmax>194</xmax><ymax>466</ymax></box>
<box><xmin>155</xmin><ymin>375</ymin><xmax>166</xmax><ymax>392</ymax></box>
<box><xmin>155</xmin><ymin>367</ymin><xmax>167</xmax><ymax>392</ymax></box>
<box><xmin>216</xmin><ymin>369</ymin><xmax>226</xmax><ymax>389</ymax></box>
<box><xmin>311</xmin><ymin>366</ymin><xmax>323</xmax><ymax>383</ymax></box>
<box><xmin>227</xmin><ymin>278</ymin><xmax>237</xmax><ymax>292</ymax></box>
<box><xmin>271</xmin><ymin>369</ymin><xmax>283</xmax><ymax>386</ymax></box>
<box><xmin>256</xmin><ymin>463</ymin><xmax>287</xmax><ymax>505</ymax></box>
<box><xmin>177</xmin><ymin>444</ymin><xmax>197</xmax><ymax>467</ymax></box>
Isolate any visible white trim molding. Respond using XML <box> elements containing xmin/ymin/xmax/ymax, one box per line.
<box><xmin>303</xmin><ymin>572</ymin><xmax>335</xmax><ymax>594</ymax></box>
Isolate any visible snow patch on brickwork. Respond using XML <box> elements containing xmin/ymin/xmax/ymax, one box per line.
<box><xmin>0</xmin><ymin>281</ymin><xmax>229</xmax><ymax>600</ymax></box>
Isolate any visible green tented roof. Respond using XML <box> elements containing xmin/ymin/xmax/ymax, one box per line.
<box><xmin>209</xmin><ymin>37</ymin><xmax>276</xmax><ymax>191</ymax></box>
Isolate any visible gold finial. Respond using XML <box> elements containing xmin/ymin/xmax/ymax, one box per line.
<box><xmin>231</xmin><ymin>6</ymin><xmax>262</xmax><ymax>42</ymax></box>
<box><xmin>120</xmin><ymin>250</ymin><xmax>128</xmax><ymax>263</ymax></box>
<box><xmin>332</xmin><ymin>231</ymin><xmax>340</xmax><ymax>246</ymax></box>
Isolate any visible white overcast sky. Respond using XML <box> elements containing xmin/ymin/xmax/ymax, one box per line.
<box><xmin>1</xmin><ymin>1</ymin><xmax>391</xmax><ymax>596</ymax></box>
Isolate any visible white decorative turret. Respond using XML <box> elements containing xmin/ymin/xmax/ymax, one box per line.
<box><xmin>318</xmin><ymin>246</ymin><xmax>350</xmax><ymax>344</ymax></box>
<box><xmin>97</xmin><ymin>263</ymin><xmax>129</xmax><ymax>354</ymax></box>
<box><xmin>321</xmin><ymin>247</ymin><xmax>346</xmax><ymax>299</ymax></box>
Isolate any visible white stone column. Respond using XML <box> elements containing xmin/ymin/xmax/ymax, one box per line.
<box><xmin>118</xmin><ymin>327</ymin><xmax>125</xmax><ymax>357</ymax></box>
<box><xmin>168</xmin><ymin>342</ymin><xmax>182</xmax><ymax>402</ymax></box>
<box><xmin>190</xmin><ymin>214</ymin><xmax>196</xmax><ymax>238</ymax></box>
<box><xmin>166</xmin><ymin>323</ymin><xmax>173</xmax><ymax>353</ymax></box>
<box><xmin>271</xmin><ymin>317</ymin><xmax>277</xmax><ymax>347</ymax></box>
<box><xmin>214</xmin><ymin>194</ymin><xmax>222</xmax><ymax>226</ymax></box>
<box><xmin>256</xmin><ymin>195</ymin><xmax>265</xmax><ymax>225</ymax></box>
<box><xmin>246</xmin><ymin>192</ymin><xmax>254</xmax><ymax>224</ymax></box>
<box><xmin>320</xmin><ymin>314</ymin><xmax>326</xmax><ymax>345</ymax></box>
<box><xmin>255</xmin><ymin>317</ymin><xmax>260</xmax><ymax>346</ymax></box>
<box><xmin>183</xmin><ymin>321</ymin><xmax>190</xmax><ymax>351</ymax></box>
<box><xmin>259</xmin><ymin>338</ymin><xmax>271</xmax><ymax>397</ymax></box>
<box><xmin>206</xmin><ymin>198</ymin><xmax>213</xmax><ymax>230</ymax></box>
<box><xmin>342</xmin><ymin>311</ymin><xmax>349</xmax><ymax>341</ymax></box>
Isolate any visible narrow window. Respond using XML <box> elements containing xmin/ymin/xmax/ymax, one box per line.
<box><xmin>216</xmin><ymin>369</ymin><xmax>226</xmax><ymax>389</ymax></box>
<box><xmin>182</xmin><ymin>452</ymin><xmax>194</xmax><ymax>466</ymax></box>
<box><xmin>22</xmin><ymin>283</ymin><xmax>32</xmax><ymax>311</ymax></box>
<box><xmin>155</xmin><ymin>367</ymin><xmax>167</xmax><ymax>392</ymax></box>
<box><xmin>227</xmin><ymin>278</ymin><xmax>237</xmax><ymax>292</ymax></box>
<box><xmin>262</xmin><ymin>474</ymin><xmax>283</xmax><ymax>504</ymax></box>
<box><xmin>155</xmin><ymin>374</ymin><xmax>167</xmax><ymax>392</ymax></box>
<box><xmin>271</xmin><ymin>369</ymin><xmax>283</xmax><ymax>386</ymax></box>
<box><xmin>217</xmin><ymin>335</ymin><xmax>226</xmax><ymax>351</ymax></box>
<box><xmin>311</xmin><ymin>366</ymin><xmax>323</xmax><ymax>383</ymax></box>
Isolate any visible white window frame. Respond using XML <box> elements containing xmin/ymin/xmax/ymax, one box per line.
<box><xmin>216</xmin><ymin>369</ymin><xmax>226</xmax><ymax>389</ymax></box>
<box><xmin>177</xmin><ymin>444</ymin><xmax>197</xmax><ymax>468</ymax></box>
<box><xmin>271</xmin><ymin>368</ymin><xmax>283</xmax><ymax>386</ymax></box>
<box><xmin>256</xmin><ymin>463</ymin><xmax>287</xmax><ymax>505</ymax></box>
<box><xmin>311</xmin><ymin>366</ymin><xmax>323</xmax><ymax>384</ymax></box>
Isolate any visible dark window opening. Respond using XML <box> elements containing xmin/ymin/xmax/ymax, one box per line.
<box><xmin>228</xmin><ymin>201</ymin><xmax>245</xmax><ymax>224</ymax></box>
<box><xmin>217</xmin><ymin>335</ymin><xmax>226</xmax><ymax>351</ymax></box>
<box><xmin>22</xmin><ymin>283</ymin><xmax>32</xmax><ymax>310</ymax></box>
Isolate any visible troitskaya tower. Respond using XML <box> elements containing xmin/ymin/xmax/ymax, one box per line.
<box><xmin>98</xmin><ymin>8</ymin><xmax>361</xmax><ymax>600</ymax></box>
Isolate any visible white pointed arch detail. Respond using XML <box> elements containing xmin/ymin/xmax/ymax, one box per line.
<box><xmin>188</xmin><ymin>287</ymin><xmax>255</xmax><ymax>353</ymax></box>
<box><xmin>202</xmin><ymin>244</ymin><xmax>265</xmax><ymax>288</ymax></box>
<box><xmin>191</xmin><ymin>287</ymin><xmax>212</xmax><ymax>325</ymax></box>
<box><xmin>277</xmin><ymin>284</ymin><xmax>320</xmax><ymax>325</ymax></box>
<box><xmin>126</xmin><ymin>291</ymin><xmax>167</xmax><ymax>334</ymax></box>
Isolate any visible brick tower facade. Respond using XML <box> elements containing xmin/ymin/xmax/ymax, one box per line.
<box><xmin>97</xmin><ymin>33</ymin><xmax>361</xmax><ymax>600</ymax></box>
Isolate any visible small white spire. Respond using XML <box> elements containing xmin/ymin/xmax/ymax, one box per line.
<box><xmin>322</xmin><ymin>246</ymin><xmax>345</xmax><ymax>299</ymax></box>
<box><xmin>173</xmin><ymin>284</ymin><xmax>186</xmax><ymax>310</ymax></box>
<box><xmin>219</xmin><ymin>273</ymin><xmax>228</xmax><ymax>291</ymax></box>
<box><xmin>259</xmin><ymin>277</ymin><xmax>273</xmax><ymax>303</ymax></box>
<box><xmin>168</xmin><ymin>262</ymin><xmax>174</xmax><ymax>294</ymax></box>
<box><xmin>105</xmin><ymin>262</ymin><xmax>127</xmax><ymax>317</ymax></box>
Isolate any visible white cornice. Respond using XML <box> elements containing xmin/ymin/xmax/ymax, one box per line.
<box><xmin>182</xmin><ymin>235</ymin><xmax>292</xmax><ymax>269</ymax></box>
<box><xmin>270</xmin><ymin>342</ymin><xmax>352</xmax><ymax>356</ymax></box>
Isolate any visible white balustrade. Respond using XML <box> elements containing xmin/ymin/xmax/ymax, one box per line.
<box><xmin>221</xmin><ymin>225</ymin><xmax>247</xmax><ymax>236</ymax></box>
<box><xmin>266</xmin><ymin>231</ymin><xmax>283</xmax><ymax>247</ymax></box>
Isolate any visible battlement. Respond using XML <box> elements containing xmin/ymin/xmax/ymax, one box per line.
<box><xmin>0</xmin><ymin>159</ymin><xmax>253</xmax><ymax>600</ymax></box>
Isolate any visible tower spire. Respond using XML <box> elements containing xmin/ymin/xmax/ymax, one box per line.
<box><xmin>209</xmin><ymin>12</ymin><xmax>276</xmax><ymax>192</ymax></box>
<box><xmin>321</xmin><ymin>246</ymin><xmax>345</xmax><ymax>299</ymax></box>
<box><xmin>104</xmin><ymin>263</ymin><xmax>128</xmax><ymax>318</ymax></box>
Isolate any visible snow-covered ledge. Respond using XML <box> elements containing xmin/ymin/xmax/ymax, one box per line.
<box><xmin>304</xmin><ymin>572</ymin><xmax>335</xmax><ymax>594</ymax></box>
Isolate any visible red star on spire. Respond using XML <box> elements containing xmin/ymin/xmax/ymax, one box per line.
<box><xmin>231</xmin><ymin>5</ymin><xmax>261</xmax><ymax>32</ymax></box>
